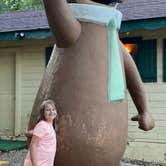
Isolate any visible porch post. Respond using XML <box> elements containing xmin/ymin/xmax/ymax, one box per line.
<box><xmin>157</xmin><ymin>38</ymin><xmax>163</xmax><ymax>82</ymax></box>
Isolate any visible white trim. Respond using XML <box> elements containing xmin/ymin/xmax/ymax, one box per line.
<box><xmin>69</xmin><ymin>3</ymin><xmax>122</xmax><ymax>29</ymax></box>
<box><xmin>157</xmin><ymin>38</ymin><xmax>163</xmax><ymax>82</ymax></box>
<box><xmin>15</xmin><ymin>49</ymin><xmax>22</xmax><ymax>136</ymax></box>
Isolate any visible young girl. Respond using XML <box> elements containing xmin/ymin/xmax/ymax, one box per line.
<box><xmin>24</xmin><ymin>100</ymin><xmax>57</xmax><ymax>166</ymax></box>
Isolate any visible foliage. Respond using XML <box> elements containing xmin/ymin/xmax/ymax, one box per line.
<box><xmin>0</xmin><ymin>0</ymin><xmax>44</xmax><ymax>13</ymax></box>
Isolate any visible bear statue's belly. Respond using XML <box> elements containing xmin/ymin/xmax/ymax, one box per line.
<box><xmin>50</xmin><ymin>22</ymin><xmax>128</xmax><ymax>166</ymax></box>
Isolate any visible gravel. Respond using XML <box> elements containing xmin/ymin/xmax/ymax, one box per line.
<box><xmin>0</xmin><ymin>149</ymin><xmax>27</xmax><ymax>166</ymax></box>
<box><xmin>0</xmin><ymin>149</ymin><xmax>166</xmax><ymax>166</ymax></box>
<box><xmin>121</xmin><ymin>159</ymin><xmax>166</xmax><ymax>166</ymax></box>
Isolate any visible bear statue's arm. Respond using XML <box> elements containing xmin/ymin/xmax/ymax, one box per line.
<box><xmin>119</xmin><ymin>41</ymin><xmax>155</xmax><ymax>131</ymax></box>
<box><xmin>119</xmin><ymin>40</ymin><xmax>147</xmax><ymax>114</ymax></box>
<box><xmin>43</xmin><ymin>0</ymin><xmax>81</xmax><ymax>48</ymax></box>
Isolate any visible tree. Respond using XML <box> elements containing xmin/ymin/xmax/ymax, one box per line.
<box><xmin>0</xmin><ymin>0</ymin><xmax>43</xmax><ymax>13</ymax></box>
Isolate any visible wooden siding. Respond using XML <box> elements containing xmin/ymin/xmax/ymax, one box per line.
<box><xmin>20</xmin><ymin>48</ymin><xmax>45</xmax><ymax>134</ymax></box>
<box><xmin>125</xmin><ymin>83</ymin><xmax>166</xmax><ymax>162</ymax></box>
<box><xmin>124</xmin><ymin>141</ymin><xmax>166</xmax><ymax>162</ymax></box>
<box><xmin>121</xmin><ymin>29</ymin><xmax>166</xmax><ymax>162</ymax></box>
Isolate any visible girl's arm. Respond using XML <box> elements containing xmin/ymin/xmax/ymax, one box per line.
<box><xmin>43</xmin><ymin>0</ymin><xmax>81</xmax><ymax>47</ymax></box>
<box><xmin>30</xmin><ymin>135</ymin><xmax>41</xmax><ymax>166</ymax></box>
<box><xmin>25</xmin><ymin>130</ymin><xmax>33</xmax><ymax>138</ymax></box>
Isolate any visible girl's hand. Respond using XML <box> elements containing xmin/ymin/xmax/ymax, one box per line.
<box><xmin>25</xmin><ymin>130</ymin><xmax>33</xmax><ymax>138</ymax></box>
<box><xmin>131</xmin><ymin>111</ymin><xmax>155</xmax><ymax>131</ymax></box>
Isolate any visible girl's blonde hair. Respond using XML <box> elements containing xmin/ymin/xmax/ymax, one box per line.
<box><xmin>38</xmin><ymin>99</ymin><xmax>58</xmax><ymax>130</ymax></box>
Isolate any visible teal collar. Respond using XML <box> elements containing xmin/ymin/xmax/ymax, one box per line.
<box><xmin>69</xmin><ymin>3</ymin><xmax>125</xmax><ymax>102</ymax></box>
<box><xmin>69</xmin><ymin>3</ymin><xmax>122</xmax><ymax>29</ymax></box>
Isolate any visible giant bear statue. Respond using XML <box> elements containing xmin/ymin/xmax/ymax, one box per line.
<box><xmin>28</xmin><ymin>0</ymin><xmax>155</xmax><ymax>165</ymax></box>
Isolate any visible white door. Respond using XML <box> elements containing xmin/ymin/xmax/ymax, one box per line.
<box><xmin>0</xmin><ymin>52</ymin><xmax>15</xmax><ymax>136</ymax></box>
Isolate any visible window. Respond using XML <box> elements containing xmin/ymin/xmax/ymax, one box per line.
<box><xmin>45</xmin><ymin>47</ymin><xmax>53</xmax><ymax>66</ymax></box>
<box><xmin>123</xmin><ymin>43</ymin><xmax>138</xmax><ymax>60</ymax></box>
<box><xmin>121</xmin><ymin>38</ymin><xmax>157</xmax><ymax>82</ymax></box>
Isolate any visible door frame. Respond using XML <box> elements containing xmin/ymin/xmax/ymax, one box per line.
<box><xmin>0</xmin><ymin>48</ymin><xmax>22</xmax><ymax>136</ymax></box>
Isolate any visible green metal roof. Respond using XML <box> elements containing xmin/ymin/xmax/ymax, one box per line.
<box><xmin>120</xmin><ymin>17</ymin><xmax>166</xmax><ymax>33</ymax></box>
<box><xmin>0</xmin><ymin>18</ymin><xmax>166</xmax><ymax>41</ymax></box>
<box><xmin>0</xmin><ymin>29</ymin><xmax>51</xmax><ymax>41</ymax></box>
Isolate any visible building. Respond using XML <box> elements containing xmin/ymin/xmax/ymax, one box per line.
<box><xmin>0</xmin><ymin>9</ymin><xmax>52</xmax><ymax>138</ymax></box>
<box><xmin>0</xmin><ymin>0</ymin><xmax>166</xmax><ymax>162</ymax></box>
<box><xmin>119</xmin><ymin>0</ymin><xmax>166</xmax><ymax>162</ymax></box>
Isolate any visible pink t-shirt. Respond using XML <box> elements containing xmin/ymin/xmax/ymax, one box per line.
<box><xmin>24</xmin><ymin>121</ymin><xmax>56</xmax><ymax>166</ymax></box>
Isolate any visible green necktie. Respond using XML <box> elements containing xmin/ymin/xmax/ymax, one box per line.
<box><xmin>108</xmin><ymin>17</ymin><xmax>125</xmax><ymax>102</ymax></box>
